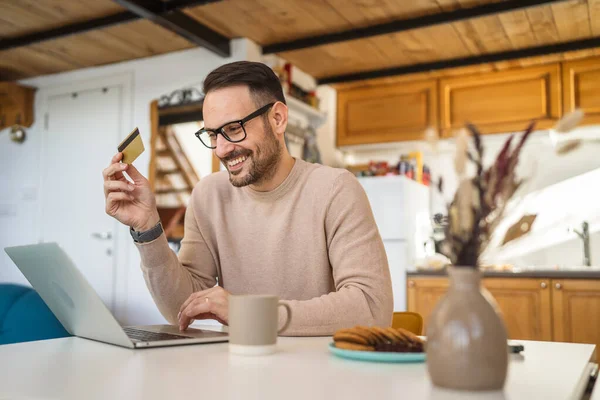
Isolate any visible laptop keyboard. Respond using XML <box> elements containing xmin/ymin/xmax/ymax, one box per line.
<box><xmin>123</xmin><ymin>327</ymin><xmax>190</xmax><ymax>342</ymax></box>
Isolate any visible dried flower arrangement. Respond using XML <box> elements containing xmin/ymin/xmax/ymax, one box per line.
<box><xmin>440</xmin><ymin>122</ymin><xmax>535</xmax><ymax>267</ymax></box>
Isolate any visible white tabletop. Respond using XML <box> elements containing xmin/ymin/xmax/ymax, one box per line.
<box><xmin>0</xmin><ymin>333</ymin><xmax>595</xmax><ymax>400</ymax></box>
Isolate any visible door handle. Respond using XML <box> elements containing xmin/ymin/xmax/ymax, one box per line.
<box><xmin>92</xmin><ymin>231</ymin><xmax>112</xmax><ymax>240</ymax></box>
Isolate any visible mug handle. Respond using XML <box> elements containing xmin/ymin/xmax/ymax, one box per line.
<box><xmin>277</xmin><ymin>303</ymin><xmax>292</xmax><ymax>334</ymax></box>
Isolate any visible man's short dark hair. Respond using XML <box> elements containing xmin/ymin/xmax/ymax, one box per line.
<box><xmin>203</xmin><ymin>61</ymin><xmax>286</xmax><ymax>107</ymax></box>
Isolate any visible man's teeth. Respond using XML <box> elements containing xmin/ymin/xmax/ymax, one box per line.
<box><xmin>228</xmin><ymin>156</ymin><xmax>247</xmax><ymax>167</ymax></box>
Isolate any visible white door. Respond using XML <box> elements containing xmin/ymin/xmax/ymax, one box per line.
<box><xmin>40</xmin><ymin>86</ymin><xmax>122</xmax><ymax>311</ymax></box>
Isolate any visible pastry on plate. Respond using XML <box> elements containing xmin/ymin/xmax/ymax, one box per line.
<box><xmin>333</xmin><ymin>326</ymin><xmax>424</xmax><ymax>353</ymax></box>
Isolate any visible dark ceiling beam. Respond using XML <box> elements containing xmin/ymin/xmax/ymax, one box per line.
<box><xmin>317</xmin><ymin>36</ymin><xmax>600</xmax><ymax>85</ymax></box>
<box><xmin>113</xmin><ymin>0</ymin><xmax>230</xmax><ymax>57</ymax></box>
<box><xmin>263</xmin><ymin>0</ymin><xmax>566</xmax><ymax>54</ymax></box>
<box><xmin>0</xmin><ymin>0</ymin><xmax>221</xmax><ymax>52</ymax></box>
<box><xmin>162</xmin><ymin>0</ymin><xmax>221</xmax><ymax>10</ymax></box>
<box><xmin>0</xmin><ymin>13</ymin><xmax>138</xmax><ymax>51</ymax></box>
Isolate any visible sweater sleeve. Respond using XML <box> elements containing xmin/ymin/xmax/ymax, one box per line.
<box><xmin>279</xmin><ymin>171</ymin><xmax>394</xmax><ymax>336</ymax></box>
<box><xmin>135</xmin><ymin>199</ymin><xmax>218</xmax><ymax>325</ymax></box>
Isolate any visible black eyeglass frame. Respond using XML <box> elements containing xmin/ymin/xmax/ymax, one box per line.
<box><xmin>194</xmin><ymin>102</ymin><xmax>276</xmax><ymax>149</ymax></box>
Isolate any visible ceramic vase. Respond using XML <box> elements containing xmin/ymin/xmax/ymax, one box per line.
<box><xmin>426</xmin><ymin>267</ymin><xmax>509</xmax><ymax>391</ymax></box>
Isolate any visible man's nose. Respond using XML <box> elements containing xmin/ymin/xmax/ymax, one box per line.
<box><xmin>214</xmin><ymin>134</ymin><xmax>234</xmax><ymax>159</ymax></box>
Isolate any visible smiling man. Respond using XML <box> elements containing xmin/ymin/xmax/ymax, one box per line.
<box><xmin>102</xmin><ymin>61</ymin><xmax>393</xmax><ymax>336</ymax></box>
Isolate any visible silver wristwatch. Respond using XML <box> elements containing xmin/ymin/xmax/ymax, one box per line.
<box><xmin>130</xmin><ymin>221</ymin><xmax>164</xmax><ymax>243</ymax></box>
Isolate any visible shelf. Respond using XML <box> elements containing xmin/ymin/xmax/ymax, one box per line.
<box><xmin>285</xmin><ymin>94</ymin><xmax>326</xmax><ymax>128</ymax></box>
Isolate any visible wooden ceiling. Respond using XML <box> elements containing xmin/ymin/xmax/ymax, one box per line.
<box><xmin>0</xmin><ymin>0</ymin><xmax>195</xmax><ymax>80</ymax></box>
<box><xmin>1</xmin><ymin>0</ymin><xmax>600</xmax><ymax>84</ymax></box>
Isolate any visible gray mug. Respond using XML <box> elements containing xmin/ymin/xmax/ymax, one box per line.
<box><xmin>228</xmin><ymin>295</ymin><xmax>292</xmax><ymax>356</ymax></box>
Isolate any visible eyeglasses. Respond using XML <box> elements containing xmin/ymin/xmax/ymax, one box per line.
<box><xmin>195</xmin><ymin>102</ymin><xmax>275</xmax><ymax>149</ymax></box>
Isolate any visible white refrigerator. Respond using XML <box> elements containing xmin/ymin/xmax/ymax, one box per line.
<box><xmin>358</xmin><ymin>175</ymin><xmax>431</xmax><ymax>311</ymax></box>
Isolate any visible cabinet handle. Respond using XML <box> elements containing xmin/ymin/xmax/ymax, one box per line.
<box><xmin>555</xmin><ymin>283</ymin><xmax>562</xmax><ymax>290</ymax></box>
<box><xmin>540</xmin><ymin>282</ymin><xmax>547</xmax><ymax>289</ymax></box>
<box><xmin>408</xmin><ymin>280</ymin><xmax>415</xmax><ymax>288</ymax></box>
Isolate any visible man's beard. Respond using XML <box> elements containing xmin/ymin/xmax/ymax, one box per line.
<box><xmin>220</xmin><ymin>123</ymin><xmax>282</xmax><ymax>188</ymax></box>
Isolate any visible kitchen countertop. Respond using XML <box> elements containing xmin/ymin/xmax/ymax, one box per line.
<box><xmin>407</xmin><ymin>267</ymin><xmax>600</xmax><ymax>279</ymax></box>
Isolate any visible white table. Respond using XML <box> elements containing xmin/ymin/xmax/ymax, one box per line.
<box><xmin>0</xmin><ymin>333</ymin><xmax>595</xmax><ymax>400</ymax></box>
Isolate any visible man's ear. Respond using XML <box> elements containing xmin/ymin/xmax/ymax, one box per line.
<box><xmin>271</xmin><ymin>101</ymin><xmax>288</xmax><ymax>137</ymax></box>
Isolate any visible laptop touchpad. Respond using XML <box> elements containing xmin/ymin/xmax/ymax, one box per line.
<box><xmin>139</xmin><ymin>324</ymin><xmax>228</xmax><ymax>338</ymax></box>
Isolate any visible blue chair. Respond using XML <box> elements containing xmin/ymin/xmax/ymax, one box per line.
<box><xmin>0</xmin><ymin>283</ymin><xmax>71</xmax><ymax>345</ymax></box>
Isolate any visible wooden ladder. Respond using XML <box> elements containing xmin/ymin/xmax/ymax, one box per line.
<box><xmin>154</xmin><ymin>125</ymin><xmax>199</xmax><ymax>204</ymax></box>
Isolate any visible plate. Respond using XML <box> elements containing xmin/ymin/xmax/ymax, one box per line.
<box><xmin>328</xmin><ymin>343</ymin><xmax>426</xmax><ymax>363</ymax></box>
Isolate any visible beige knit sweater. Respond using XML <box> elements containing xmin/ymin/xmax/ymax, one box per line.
<box><xmin>136</xmin><ymin>159</ymin><xmax>393</xmax><ymax>336</ymax></box>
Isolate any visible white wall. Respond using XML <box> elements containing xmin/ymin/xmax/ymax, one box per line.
<box><xmin>340</xmin><ymin>125</ymin><xmax>600</xmax><ymax>267</ymax></box>
<box><xmin>316</xmin><ymin>85</ymin><xmax>344</xmax><ymax>167</ymax></box>
<box><xmin>513</xmin><ymin>232</ymin><xmax>600</xmax><ymax>267</ymax></box>
<box><xmin>0</xmin><ymin>39</ymin><xmax>251</xmax><ymax>325</ymax></box>
<box><xmin>0</xmin><ymin>125</ymin><xmax>43</xmax><ymax>287</ymax></box>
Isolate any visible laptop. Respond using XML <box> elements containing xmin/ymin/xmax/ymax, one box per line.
<box><xmin>4</xmin><ymin>242</ymin><xmax>228</xmax><ymax>349</ymax></box>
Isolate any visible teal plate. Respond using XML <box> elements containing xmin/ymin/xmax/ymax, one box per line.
<box><xmin>328</xmin><ymin>343</ymin><xmax>426</xmax><ymax>363</ymax></box>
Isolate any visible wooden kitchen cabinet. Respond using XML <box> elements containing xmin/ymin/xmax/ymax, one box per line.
<box><xmin>552</xmin><ymin>279</ymin><xmax>600</xmax><ymax>362</ymax></box>
<box><xmin>439</xmin><ymin>63</ymin><xmax>561</xmax><ymax>136</ymax></box>
<box><xmin>406</xmin><ymin>277</ymin><xmax>448</xmax><ymax>331</ymax></box>
<box><xmin>562</xmin><ymin>57</ymin><xmax>600</xmax><ymax>125</ymax></box>
<box><xmin>408</xmin><ymin>275</ymin><xmax>600</xmax><ymax>361</ymax></box>
<box><xmin>483</xmin><ymin>278</ymin><xmax>552</xmax><ymax>341</ymax></box>
<box><xmin>336</xmin><ymin>79</ymin><xmax>438</xmax><ymax>146</ymax></box>
<box><xmin>0</xmin><ymin>82</ymin><xmax>36</xmax><ymax>130</ymax></box>
<box><xmin>333</xmin><ymin>56</ymin><xmax>600</xmax><ymax>147</ymax></box>
<box><xmin>407</xmin><ymin>276</ymin><xmax>552</xmax><ymax>340</ymax></box>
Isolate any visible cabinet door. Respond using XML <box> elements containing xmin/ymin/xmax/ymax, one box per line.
<box><xmin>483</xmin><ymin>278</ymin><xmax>552</xmax><ymax>341</ymax></box>
<box><xmin>439</xmin><ymin>64</ymin><xmax>561</xmax><ymax>136</ymax></box>
<box><xmin>406</xmin><ymin>277</ymin><xmax>448</xmax><ymax>331</ymax></box>
<box><xmin>336</xmin><ymin>79</ymin><xmax>438</xmax><ymax>146</ymax></box>
<box><xmin>552</xmin><ymin>279</ymin><xmax>600</xmax><ymax>362</ymax></box>
<box><xmin>562</xmin><ymin>57</ymin><xmax>600</xmax><ymax>125</ymax></box>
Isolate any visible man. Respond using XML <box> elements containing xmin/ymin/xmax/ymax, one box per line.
<box><xmin>103</xmin><ymin>61</ymin><xmax>393</xmax><ymax>336</ymax></box>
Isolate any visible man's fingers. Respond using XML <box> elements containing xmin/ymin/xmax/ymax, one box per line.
<box><xmin>178</xmin><ymin>286</ymin><xmax>220</xmax><ymax>315</ymax></box>
<box><xmin>190</xmin><ymin>312</ymin><xmax>214</xmax><ymax>320</ymax></box>
<box><xmin>179</xmin><ymin>297</ymin><xmax>211</xmax><ymax>330</ymax></box>
<box><xmin>178</xmin><ymin>292</ymin><xmax>203</xmax><ymax>315</ymax></box>
<box><xmin>124</xmin><ymin>163</ymin><xmax>145</xmax><ymax>181</ymax></box>
<box><xmin>104</xmin><ymin>153</ymin><xmax>125</xmax><ymax>181</ymax></box>
<box><xmin>104</xmin><ymin>180</ymin><xmax>135</xmax><ymax>196</ymax></box>
<box><xmin>103</xmin><ymin>162</ymin><xmax>128</xmax><ymax>182</ymax></box>
<box><xmin>177</xmin><ymin>287</ymin><xmax>229</xmax><ymax>330</ymax></box>
<box><xmin>110</xmin><ymin>152</ymin><xmax>123</xmax><ymax>165</ymax></box>
<box><xmin>106</xmin><ymin>191</ymin><xmax>134</xmax><ymax>213</ymax></box>
<box><xmin>179</xmin><ymin>313</ymin><xmax>224</xmax><ymax>331</ymax></box>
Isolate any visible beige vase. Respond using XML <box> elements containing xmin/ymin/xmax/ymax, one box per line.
<box><xmin>426</xmin><ymin>267</ymin><xmax>509</xmax><ymax>391</ymax></box>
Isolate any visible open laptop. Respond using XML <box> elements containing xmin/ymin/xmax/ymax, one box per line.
<box><xmin>4</xmin><ymin>242</ymin><xmax>228</xmax><ymax>349</ymax></box>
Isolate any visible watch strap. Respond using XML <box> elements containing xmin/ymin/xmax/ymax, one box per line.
<box><xmin>130</xmin><ymin>221</ymin><xmax>163</xmax><ymax>243</ymax></box>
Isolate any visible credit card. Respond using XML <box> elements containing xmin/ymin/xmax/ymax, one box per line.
<box><xmin>118</xmin><ymin>127</ymin><xmax>144</xmax><ymax>164</ymax></box>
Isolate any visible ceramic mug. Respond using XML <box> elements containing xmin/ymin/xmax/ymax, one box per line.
<box><xmin>228</xmin><ymin>294</ymin><xmax>292</xmax><ymax>355</ymax></box>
